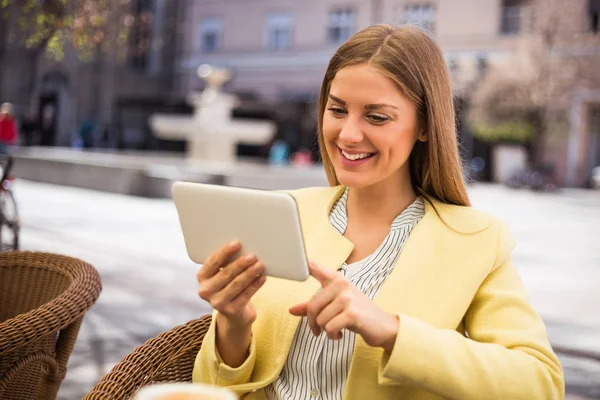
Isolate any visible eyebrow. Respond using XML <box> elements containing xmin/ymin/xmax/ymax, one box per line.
<box><xmin>328</xmin><ymin>94</ymin><xmax>400</xmax><ymax>111</ymax></box>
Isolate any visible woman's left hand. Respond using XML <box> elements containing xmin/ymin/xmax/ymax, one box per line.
<box><xmin>289</xmin><ymin>261</ymin><xmax>399</xmax><ymax>353</ymax></box>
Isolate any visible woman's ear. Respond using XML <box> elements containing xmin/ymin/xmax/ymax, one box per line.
<box><xmin>417</xmin><ymin>130</ymin><xmax>428</xmax><ymax>143</ymax></box>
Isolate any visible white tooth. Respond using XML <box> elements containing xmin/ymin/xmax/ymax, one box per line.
<box><xmin>342</xmin><ymin>151</ymin><xmax>371</xmax><ymax>160</ymax></box>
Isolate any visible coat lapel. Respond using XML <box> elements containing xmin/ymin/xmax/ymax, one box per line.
<box><xmin>252</xmin><ymin>186</ymin><xmax>354</xmax><ymax>380</ymax></box>
<box><xmin>280</xmin><ymin>184</ymin><xmax>354</xmax><ymax>329</ymax></box>
<box><xmin>342</xmin><ymin>200</ymin><xmax>442</xmax><ymax>396</ymax></box>
<box><xmin>344</xmin><ymin>198</ymin><xmax>493</xmax><ymax>396</ymax></box>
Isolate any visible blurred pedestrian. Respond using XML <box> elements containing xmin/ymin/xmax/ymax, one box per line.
<box><xmin>20</xmin><ymin>108</ymin><xmax>39</xmax><ymax>146</ymax></box>
<box><xmin>0</xmin><ymin>102</ymin><xmax>18</xmax><ymax>153</ymax></box>
<box><xmin>78</xmin><ymin>117</ymin><xmax>96</xmax><ymax>148</ymax></box>
<box><xmin>39</xmin><ymin>103</ymin><xmax>56</xmax><ymax>146</ymax></box>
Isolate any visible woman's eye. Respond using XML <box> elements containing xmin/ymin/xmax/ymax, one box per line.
<box><xmin>367</xmin><ymin>114</ymin><xmax>389</xmax><ymax>123</ymax></box>
<box><xmin>327</xmin><ymin>107</ymin><xmax>347</xmax><ymax>116</ymax></box>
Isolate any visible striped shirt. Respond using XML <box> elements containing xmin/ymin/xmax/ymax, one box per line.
<box><xmin>265</xmin><ymin>188</ymin><xmax>425</xmax><ymax>400</ymax></box>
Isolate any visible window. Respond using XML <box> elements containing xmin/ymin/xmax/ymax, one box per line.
<box><xmin>200</xmin><ymin>17</ymin><xmax>223</xmax><ymax>52</ymax></box>
<box><xmin>401</xmin><ymin>4</ymin><xmax>436</xmax><ymax>33</ymax></box>
<box><xmin>328</xmin><ymin>9</ymin><xmax>355</xmax><ymax>45</ymax></box>
<box><xmin>500</xmin><ymin>0</ymin><xmax>533</xmax><ymax>35</ymax></box>
<box><xmin>590</xmin><ymin>0</ymin><xmax>600</xmax><ymax>33</ymax></box>
<box><xmin>265</xmin><ymin>12</ymin><xmax>293</xmax><ymax>50</ymax></box>
<box><xmin>130</xmin><ymin>0</ymin><xmax>154</xmax><ymax>72</ymax></box>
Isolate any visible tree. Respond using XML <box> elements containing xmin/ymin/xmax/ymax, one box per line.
<box><xmin>0</xmin><ymin>0</ymin><xmax>144</xmax><ymax>104</ymax></box>
<box><xmin>470</xmin><ymin>0</ymin><xmax>600</xmax><ymax>167</ymax></box>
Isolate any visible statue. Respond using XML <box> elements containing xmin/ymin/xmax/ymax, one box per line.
<box><xmin>197</xmin><ymin>64</ymin><xmax>232</xmax><ymax>94</ymax></box>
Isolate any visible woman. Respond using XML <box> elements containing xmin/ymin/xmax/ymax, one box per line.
<box><xmin>192</xmin><ymin>25</ymin><xmax>564</xmax><ymax>399</ymax></box>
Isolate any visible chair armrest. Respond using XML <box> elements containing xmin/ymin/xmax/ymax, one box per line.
<box><xmin>0</xmin><ymin>252</ymin><xmax>102</xmax><ymax>358</ymax></box>
<box><xmin>83</xmin><ymin>314</ymin><xmax>212</xmax><ymax>400</ymax></box>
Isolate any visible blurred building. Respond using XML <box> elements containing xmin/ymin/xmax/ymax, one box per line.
<box><xmin>1</xmin><ymin>0</ymin><xmax>598</xmax><ymax>186</ymax></box>
<box><xmin>176</xmin><ymin>0</ymin><xmax>527</xmax><ymax>100</ymax></box>
<box><xmin>175</xmin><ymin>0</ymin><xmax>600</xmax><ymax>186</ymax></box>
<box><xmin>0</xmin><ymin>0</ymin><xmax>183</xmax><ymax>149</ymax></box>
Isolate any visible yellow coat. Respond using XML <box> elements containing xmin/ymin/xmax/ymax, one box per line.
<box><xmin>192</xmin><ymin>185</ymin><xmax>564</xmax><ymax>399</ymax></box>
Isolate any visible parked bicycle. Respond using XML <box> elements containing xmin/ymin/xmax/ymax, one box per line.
<box><xmin>0</xmin><ymin>155</ymin><xmax>19</xmax><ymax>251</ymax></box>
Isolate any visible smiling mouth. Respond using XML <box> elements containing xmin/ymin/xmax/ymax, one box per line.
<box><xmin>340</xmin><ymin>149</ymin><xmax>375</xmax><ymax>161</ymax></box>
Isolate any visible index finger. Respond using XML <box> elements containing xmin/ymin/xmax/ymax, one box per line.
<box><xmin>309</xmin><ymin>261</ymin><xmax>337</xmax><ymax>286</ymax></box>
<box><xmin>198</xmin><ymin>240</ymin><xmax>241</xmax><ymax>278</ymax></box>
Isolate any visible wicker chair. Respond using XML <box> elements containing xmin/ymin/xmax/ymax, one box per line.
<box><xmin>83</xmin><ymin>314</ymin><xmax>212</xmax><ymax>399</ymax></box>
<box><xmin>0</xmin><ymin>252</ymin><xmax>102</xmax><ymax>400</ymax></box>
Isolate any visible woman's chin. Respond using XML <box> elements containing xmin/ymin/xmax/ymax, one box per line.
<box><xmin>335</xmin><ymin>171</ymin><xmax>374</xmax><ymax>189</ymax></box>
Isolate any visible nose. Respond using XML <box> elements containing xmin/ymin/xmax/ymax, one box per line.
<box><xmin>338</xmin><ymin>119</ymin><xmax>364</xmax><ymax>144</ymax></box>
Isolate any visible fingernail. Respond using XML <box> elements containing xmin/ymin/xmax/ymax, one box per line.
<box><xmin>245</xmin><ymin>253</ymin><xmax>256</xmax><ymax>262</ymax></box>
<box><xmin>228</xmin><ymin>240</ymin><xmax>240</xmax><ymax>248</ymax></box>
<box><xmin>252</xmin><ymin>261</ymin><xmax>263</xmax><ymax>271</ymax></box>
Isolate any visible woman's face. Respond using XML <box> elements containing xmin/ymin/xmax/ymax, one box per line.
<box><xmin>322</xmin><ymin>63</ymin><xmax>426</xmax><ymax>190</ymax></box>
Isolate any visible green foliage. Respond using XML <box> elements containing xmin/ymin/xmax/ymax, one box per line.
<box><xmin>470</xmin><ymin>120</ymin><xmax>534</xmax><ymax>144</ymax></box>
<box><xmin>0</xmin><ymin>0</ymin><xmax>133</xmax><ymax>60</ymax></box>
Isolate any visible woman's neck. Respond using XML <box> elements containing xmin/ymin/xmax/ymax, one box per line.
<box><xmin>346</xmin><ymin>178</ymin><xmax>417</xmax><ymax>229</ymax></box>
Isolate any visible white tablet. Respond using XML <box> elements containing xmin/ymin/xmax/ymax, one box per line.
<box><xmin>172</xmin><ymin>181</ymin><xmax>310</xmax><ymax>281</ymax></box>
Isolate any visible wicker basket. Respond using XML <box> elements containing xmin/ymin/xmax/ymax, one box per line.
<box><xmin>0</xmin><ymin>252</ymin><xmax>102</xmax><ymax>400</ymax></box>
<box><xmin>83</xmin><ymin>315</ymin><xmax>212</xmax><ymax>400</ymax></box>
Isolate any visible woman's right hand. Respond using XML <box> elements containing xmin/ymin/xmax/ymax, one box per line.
<box><xmin>197</xmin><ymin>240</ymin><xmax>267</xmax><ymax>328</ymax></box>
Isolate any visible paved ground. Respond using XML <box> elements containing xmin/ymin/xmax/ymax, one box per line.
<box><xmin>10</xmin><ymin>180</ymin><xmax>600</xmax><ymax>399</ymax></box>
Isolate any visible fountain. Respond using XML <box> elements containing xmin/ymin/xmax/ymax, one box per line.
<box><xmin>150</xmin><ymin>64</ymin><xmax>276</xmax><ymax>163</ymax></box>
<box><xmin>10</xmin><ymin>65</ymin><xmax>327</xmax><ymax>198</ymax></box>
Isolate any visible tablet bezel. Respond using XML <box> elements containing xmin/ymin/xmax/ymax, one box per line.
<box><xmin>172</xmin><ymin>181</ymin><xmax>310</xmax><ymax>282</ymax></box>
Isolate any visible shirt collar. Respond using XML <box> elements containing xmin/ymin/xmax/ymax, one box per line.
<box><xmin>329</xmin><ymin>187</ymin><xmax>425</xmax><ymax>235</ymax></box>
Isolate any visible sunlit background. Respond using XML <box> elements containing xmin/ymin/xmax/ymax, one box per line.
<box><xmin>0</xmin><ymin>0</ymin><xmax>599</xmax><ymax>399</ymax></box>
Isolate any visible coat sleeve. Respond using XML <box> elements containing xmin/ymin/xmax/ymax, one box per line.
<box><xmin>192</xmin><ymin>311</ymin><xmax>257</xmax><ymax>387</ymax></box>
<box><xmin>378</xmin><ymin>222</ymin><xmax>565</xmax><ymax>400</ymax></box>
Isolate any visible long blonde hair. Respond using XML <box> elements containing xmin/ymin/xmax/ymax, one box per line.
<box><xmin>317</xmin><ymin>24</ymin><xmax>470</xmax><ymax>207</ymax></box>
